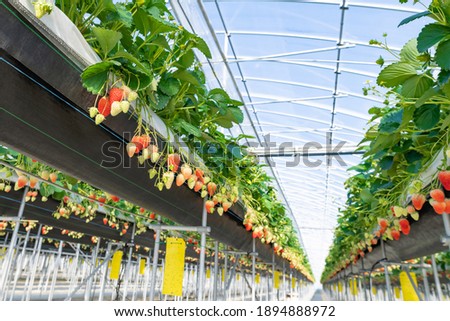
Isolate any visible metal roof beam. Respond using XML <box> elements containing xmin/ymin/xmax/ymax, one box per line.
<box><xmin>215</xmin><ymin>30</ymin><xmax>402</xmax><ymax>51</ymax></box>
<box><xmin>204</xmin><ymin>0</ymin><xmax>423</xmax><ymax>13</ymax></box>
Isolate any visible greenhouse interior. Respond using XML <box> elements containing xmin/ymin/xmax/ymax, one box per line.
<box><xmin>0</xmin><ymin>0</ymin><xmax>449</xmax><ymax>302</ymax></box>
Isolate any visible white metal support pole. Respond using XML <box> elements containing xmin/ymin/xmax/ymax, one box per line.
<box><xmin>223</xmin><ymin>253</ymin><xmax>228</xmax><ymax>300</ymax></box>
<box><xmin>85</xmin><ymin>237</ymin><xmax>101</xmax><ymax>301</ymax></box>
<box><xmin>99</xmin><ymin>242</ymin><xmax>112</xmax><ymax>301</ymax></box>
<box><xmin>431</xmin><ymin>254</ymin><xmax>443</xmax><ymax>301</ymax></box>
<box><xmin>272</xmin><ymin>252</ymin><xmax>275</xmax><ymax>300</ymax></box>
<box><xmin>48</xmin><ymin>241</ymin><xmax>64</xmax><ymax>301</ymax></box>
<box><xmin>420</xmin><ymin>257</ymin><xmax>431</xmax><ymax>301</ymax></box>
<box><xmin>143</xmin><ymin>251</ymin><xmax>152</xmax><ymax>301</ymax></box>
<box><xmin>282</xmin><ymin>261</ymin><xmax>286</xmax><ymax>301</ymax></box>
<box><xmin>380</xmin><ymin>238</ymin><xmax>393</xmax><ymax>301</ymax></box>
<box><xmin>9</xmin><ymin>227</ymin><xmax>31</xmax><ymax>300</ymax></box>
<box><xmin>0</xmin><ymin>186</ymin><xmax>28</xmax><ymax>300</ymax></box>
<box><xmin>213</xmin><ymin>241</ymin><xmax>219</xmax><ymax>300</ymax></box>
<box><xmin>122</xmin><ymin>224</ymin><xmax>136</xmax><ymax>301</ymax></box>
<box><xmin>25</xmin><ymin>226</ymin><xmax>43</xmax><ymax>301</ymax></box>
<box><xmin>251</xmin><ymin>238</ymin><xmax>256</xmax><ymax>301</ymax></box>
<box><xmin>197</xmin><ymin>200</ymin><xmax>208</xmax><ymax>301</ymax></box>
<box><xmin>442</xmin><ymin>213</ymin><xmax>450</xmax><ymax>250</ymax></box>
<box><xmin>149</xmin><ymin>216</ymin><xmax>162</xmax><ymax>301</ymax></box>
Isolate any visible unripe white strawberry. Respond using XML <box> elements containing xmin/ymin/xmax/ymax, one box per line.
<box><xmin>121</xmin><ymin>85</ymin><xmax>131</xmax><ymax>98</ymax></box>
<box><xmin>120</xmin><ymin>101</ymin><xmax>130</xmax><ymax>113</ymax></box>
<box><xmin>41</xmin><ymin>196</ymin><xmax>48</xmax><ymax>202</ymax></box>
<box><xmin>4</xmin><ymin>185</ymin><xmax>11</xmax><ymax>193</ymax></box>
<box><xmin>89</xmin><ymin>107</ymin><xmax>98</xmax><ymax>118</ymax></box>
<box><xmin>151</xmin><ymin>152</ymin><xmax>160</xmax><ymax>163</ymax></box>
<box><xmin>126</xmin><ymin>143</ymin><xmax>137</xmax><ymax>157</ymax></box>
<box><xmin>110</xmin><ymin>101</ymin><xmax>122</xmax><ymax>116</ymax></box>
<box><xmin>127</xmin><ymin>91</ymin><xmax>138</xmax><ymax>102</ymax></box>
<box><xmin>95</xmin><ymin>114</ymin><xmax>105</xmax><ymax>125</ymax></box>
<box><xmin>0</xmin><ymin>183</ymin><xmax>4</xmax><ymax>191</ymax></box>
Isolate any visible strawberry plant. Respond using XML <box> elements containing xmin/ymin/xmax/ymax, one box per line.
<box><xmin>322</xmin><ymin>0</ymin><xmax>450</xmax><ymax>283</ymax></box>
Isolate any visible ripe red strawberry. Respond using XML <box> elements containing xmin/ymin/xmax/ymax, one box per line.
<box><xmin>195</xmin><ymin>168</ymin><xmax>204</xmax><ymax>183</ymax></box>
<box><xmin>110</xmin><ymin>195</ymin><xmax>120</xmax><ymax>202</ymax></box>
<box><xmin>411</xmin><ymin>194</ymin><xmax>426</xmax><ymax>211</ymax></box>
<box><xmin>445</xmin><ymin>198</ymin><xmax>450</xmax><ymax>213</ymax></box>
<box><xmin>109</xmin><ymin>87</ymin><xmax>124</xmax><ymax>103</ymax></box>
<box><xmin>430</xmin><ymin>199</ymin><xmax>446</xmax><ymax>214</ymax></box>
<box><xmin>121</xmin><ymin>228</ymin><xmax>127</xmax><ymax>235</ymax></box>
<box><xmin>188</xmin><ymin>238</ymin><xmax>193</xmax><ymax>244</ymax></box>
<box><xmin>97</xmin><ymin>97</ymin><xmax>111</xmax><ymax>116</ymax></box>
<box><xmin>245</xmin><ymin>222</ymin><xmax>252</xmax><ymax>231</ymax></box>
<box><xmin>205</xmin><ymin>200</ymin><xmax>215</xmax><ymax>214</ymax></box>
<box><xmin>222</xmin><ymin>201</ymin><xmax>232</xmax><ymax>212</ymax></box>
<box><xmin>103</xmin><ymin>217</ymin><xmax>108</xmax><ymax>225</ymax></box>
<box><xmin>176</xmin><ymin>173</ymin><xmax>186</xmax><ymax>186</ymax></box>
<box><xmin>149</xmin><ymin>212</ymin><xmax>156</xmax><ymax>219</ymax></box>
<box><xmin>139</xmin><ymin>207</ymin><xmax>145</xmax><ymax>213</ymax></box>
<box><xmin>194</xmin><ymin>180</ymin><xmax>203</xmax><ymax>192</ymax></box>
<box><xmin>371</xmin><ymin>238</ymin><xmax>378</xmax><ymax>245</ymax></box>
<box><xmin>378</xmin><ymin>218</ymin><xmax>388</xmax><ymax>229</ymax></box>
<box><xmin>181</xmin><ymin>164</ymin><xmax>192</xmax><ymax>180</ymax></box>
<box><xmin>399</xmin><ymin>219</ymin><xmax>410</xmax><ymax>235</ymax></box>
<box><xmin>16</xmin><ymin>175</ymin><xmax>28</xmax><ymax>189</ymax></box>
<box><xmin>438</xmin><ymin>170</ymin><xmax>450</xmax><ymax>190</ymax></box>
<box><xmin>168</xmin><ymin>154</ymin><xmax>181</xmax><ymax>172</ymax></box>
<box><xmin>207</xmin><ymin>182</ymin><xmax>217</xmax><ymax>197</ymax></box>
<box><xmin>430</xmin><ymin>189</ymin><xmax>445</xmax><ymax>202</ymax></box>
<box><xmin>49</xmin><ymin>173</ymin><xmax>57</xmax><ymax>183</ymax></box>
<box><xmin>391</xmin><ymin>229</ymin><xmax>401</xmax><ymax>241</ymax></box>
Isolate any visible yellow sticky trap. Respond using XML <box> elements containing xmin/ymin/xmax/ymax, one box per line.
<box><xmin>338</xmin><ymin>281</ymin><xmax>343</xmax><ymax>293</ymax></box>
<box><xmin>292</xmin><ymin>277</ymin><xmax>296</xmax><ymax>289</ymax></box>
<box><xmin>394</xmin><ymin>287</ymin><xmax>401</xmax><ymax>299</ymax></box>
<box><xmin>221</xmin><ymin>268</ymin><xmax>225</xmax><ymax>282</ymax></box>
<box><xmin>274</xmin><ymin>271</ymin><xmax>280</xmax><ymax>289</ymax></box>
<box><xmin>206</xmin><ymin>268</ymin><xmax>211</xmax><ymax>279</ymax></box>
<box><xmin>333</xmin><ymin>283</ymin><xmax>337</xmax><ymax>291</ymax></box>
<box><xmin>236</xmin><ymin>273</ymin><xmax>240</xmax><ymax>281</ymax></box>
<box><xmin>350</xmin><ymin>279</ymin><xmax>358</xmax><ymax>296</ymax></box>
<box><xmin>372</xmin><ymin>286</ymin><xmax>377</xmax><ymax>295</ymax></box>
<box><xmin>139</xmin><ymin>258</ymin><xmax>146</xmax><ymax>275</ymax></box>
<box><xmin>162</xmin><ymin>238</ymin><xmax>186</xmax><ymax>297</ymax></box>
<box><xmin>110</xmin><ymin>251</ymin><xmax>123</xmax><ymax>280</ymax></box>
<box><xmin>400</xmin><ymin>271</ymin><xmax>419</xmax><ymax>301</ymax></box>
<box><xmin>255</xmin><ymin>273</ymin><xmax>260</xmax><ymax>284</ymax></box>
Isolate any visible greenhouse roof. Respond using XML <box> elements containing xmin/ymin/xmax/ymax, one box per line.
<box><xmin>170</xmin><ymin>0</ymin><xmax>430</xmax><ymax>279</ymax></box>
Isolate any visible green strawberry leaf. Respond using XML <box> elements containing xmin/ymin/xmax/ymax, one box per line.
<box><xmin>401</xmin><ymin>74</ymin><xmax>434</xmax><ymax>98</ymax></box>
<box><xmin>379</xmin><ymin>109</ymin><xmax>403</xmax><ymax>133</ymax></box>
<box><xmin>398</xmin><ymin>10</ymin><xmax>430</xmax><ymax>27</ymax></box>
<box><xmin>193</xmin><ymin>36</ymin><xmax>212</xmax><ymax>59</ymax></box>
<box><xmin>436</xmin><ymin>39</ymin><xmax>450</xmax><ymax>70</ymax></box>
<box><xmin>92</xmin><ymin>27</ymin><xmax>122</xmax><ymax>56</ymax></box>
<box><xmin>377</xmin><ymin>62</ymin><xmax>417</xmax><ymax>87</ymax></box>
<box><xmin>413</xmin><ymin>104</ymin><xmax>440</xmax><ymax>130</ymax></box>
<box><xmin>159</xmin><ymin>77</ymin><xmax>181</xmax><ymax>96</ymax></box>
<box><xmin>417</xmin><ymin>23</ymin><xmax>450</xmax><ymax>52</ymax></box>
<box><xmin>81</xmin><ymin>61</ymin><xmax>113</xmax><ymax>94</ymax></box>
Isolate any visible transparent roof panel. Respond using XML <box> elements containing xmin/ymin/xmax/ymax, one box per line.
<box><xmin>169</xmin><ymin>0</ymin><xmax>430</xmax><ymax>280</ymax></box>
